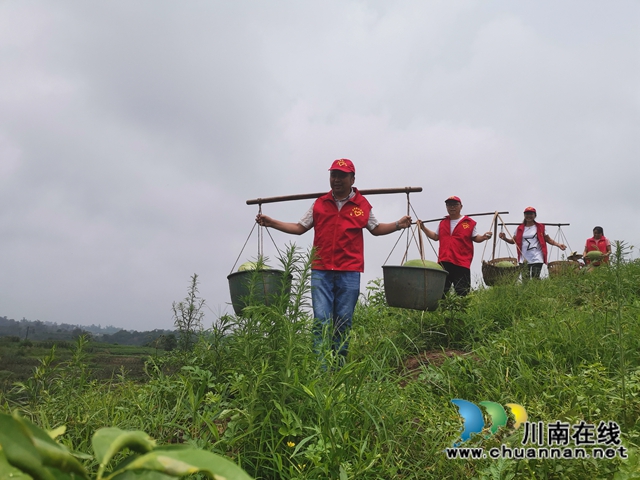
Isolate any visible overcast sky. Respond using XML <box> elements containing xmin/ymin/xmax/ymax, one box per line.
<box><xmin>1</xmin><ymin>1</ymin><xmax>639</xmax><ymax>331</ymax></box>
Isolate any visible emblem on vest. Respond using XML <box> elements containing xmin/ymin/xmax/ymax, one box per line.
<box><xmin>462</xmin><ymin>222</ymin><xmax>470</xmax><ymax>229</ymax></box>
<box><xmin>351</xmin><ymin>207</ymin><xmax>364</xmax><ymax>217</ymax></box>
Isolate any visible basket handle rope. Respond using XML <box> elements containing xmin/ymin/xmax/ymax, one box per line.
<box><xmin>481</xmin><ymin>212</ymin><xmax>500</xmax><ymax>261</ymax></box>
<box><xmin>481</xmin><ymin>212</ymin><xmax>516</xmax><ymax>262</ymax></box>
<box><xmin>418</xmin><ymin>220</ymin><xmax>425</xmax><ymax>262</ymax></box>
<box><xmin>383</xmin><ymin>194</ymin><xmax>437</xmax><ymax>266</ymax></box>
<box><xmin>230</xmin><ymin>204</ymin><xmax>283</xmax><ymax>274</ymax></box>
<box><xmin>550</xmin><ymin>226</ymin><xmax>572</xmax><ymax>261</ymax></box>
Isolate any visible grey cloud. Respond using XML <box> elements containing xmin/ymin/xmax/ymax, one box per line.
<box><xmin>1</xmin><ymin>1</ymin><xmax>638</xmax><ymax>330</ymax></box>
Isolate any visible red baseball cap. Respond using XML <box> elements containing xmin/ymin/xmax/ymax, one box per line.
<box><xmin>524</xmin><ymin>206</ymin><xmax>537</xmax><ymax>214</ymax></box>
<box><xmin>445</xmin><ymin>196</ymin><xmax>462</xmax><ymax>204</ymax></box>
<box><xmin>329</xmin><ymin>158</ymin><xmax>355</xmax><ymax>174</ymax></box>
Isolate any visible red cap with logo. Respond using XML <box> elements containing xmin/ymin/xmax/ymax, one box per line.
<box><xmin>329</xmin><ymin>158</ymin><xmax>355</xmax><ymax>174</ymax></box>
<box><xmin>445</xmin><ymin>196</ymin><xmax>462</xmax><ymax>204</ymax></box>
<box><xmin>524</xmin><ymin>206</ymin><xmax>537</xmax><ymax>214</ymax></box>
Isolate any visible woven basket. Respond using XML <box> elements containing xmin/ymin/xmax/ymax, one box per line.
<box><xmin>482</xmin><ymin>257</ymin><xmax>520</xmax><ymax>286</ymax></box>
<box><xmin>548</xmin><ymin>260</ymin><xmax>580</xmax><ymax>277</ymax></box>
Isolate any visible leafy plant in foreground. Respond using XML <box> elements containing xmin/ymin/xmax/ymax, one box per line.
<box><xmin>0</xmin><ymin>411</ymin><xmax>253</xmax><ymax>479</ymax></box>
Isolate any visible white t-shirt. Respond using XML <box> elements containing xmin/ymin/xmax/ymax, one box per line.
<box><xmin>435</xmin><ymin>218</ymin><xmax>478</xmax><ymax>237</ymax></box>
<box><xmin>521</xmin><ymin>225</ymin><xmax>545</xmax><ymax>264</ymax></box>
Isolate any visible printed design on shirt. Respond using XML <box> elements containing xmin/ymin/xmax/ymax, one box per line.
<box><xmin>350</xmin><ymin>207</ymin><xmax>364</xmax><ymax>217</ymax></box>
<box><xmin>524</xmin><ymin>237</ymin><xmax>539</xmax><ymax>251</ymax></box>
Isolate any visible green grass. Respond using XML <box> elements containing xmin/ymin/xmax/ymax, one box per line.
<box><xmin>0</xmin><ymin>337</ymin><xmax>156</xmax><ymax>393</ymax></box>
<box><xmin>2</xmin><ymin>244</ymin><xmax>640</xmax><ymax>479</ymax></box>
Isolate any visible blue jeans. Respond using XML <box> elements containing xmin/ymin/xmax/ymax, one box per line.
<box><xmin>311</xmin><ymin>270</ymin><xmax>361</xmax><ymax>359</ymax></box>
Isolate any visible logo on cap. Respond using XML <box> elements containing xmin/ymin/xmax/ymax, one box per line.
<box><xmin>329</xmin><ymin>158</ymin><xmax>355</xmax><ymax>173</ymax></box>
<box><xmin>445</xmin><ymin>196</ymin><xmax>462</xmax><ymax>204</ymax></box>
<box><xmin>524</xmin><ymin>207</ymin><xmax>537</xmax><ymax>214</ymax></box>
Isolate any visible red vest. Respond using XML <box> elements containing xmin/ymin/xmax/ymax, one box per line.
<box><xmin>312</xmin><ymin>188</ymin><xmax>372</xmax><ymax>272</ymax></box>
<box><xmin>585</xmin><ymin>236</ymin><xmax>609</xmax><ymax>264</ymax></box>
<box><xmin>438</xmin><ymin>216</ymin><xmax>476</xmax><ymax>269</ymax></box>
<box><xmin>514</xmin><ymin>222</ymin><xmax>548</xmax><ymax>263</ymax></box>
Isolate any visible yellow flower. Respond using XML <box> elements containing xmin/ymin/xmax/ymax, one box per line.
<box><xmin>287</xmin><ymin>441</ymin><xmax>295</xmax><ymax>448</ymax></box>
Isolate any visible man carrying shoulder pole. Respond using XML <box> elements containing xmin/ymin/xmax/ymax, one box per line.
<box><xmin>256</xmin><ymin>158</ymin><xmax>412</xmax><ymax>363</ymax></box>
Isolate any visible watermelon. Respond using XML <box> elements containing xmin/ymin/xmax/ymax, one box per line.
<box><xmin>495</xmin><ymin>261</ymin><xmax>516</xmax><ymax>268</ymax></box>
<box><xmin>403</xmin><ymin>259</ymin><xmax>444</xmax><ymax>270</ymax></box>
<box><xmin>238</xmin><ymin>262</ymin><xmax>258</xmax><ymax>271</ymax></box>
<box><xmin>238</xmin><ymin>258</ymin><xmax>271</xmax><ymax>271</ymax></box>
<box><xmin>586</xmin><ymin>250</ymin><xmax>604</xmax><ymax>261</ymax></box>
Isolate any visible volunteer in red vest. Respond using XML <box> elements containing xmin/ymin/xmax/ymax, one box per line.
<box><xmin>256</xmin><ymin>159</ymin><xmax>411</xmax><ymax>362</ymax></box>
<box><xmin>420</xmin><ymin>196</ymin><xmax>493</xmax><ymax>296</ymax></box>
<box><xmin>582</xmin><ymin>226</ymin><xmax>611</xmax><ymax>266</ymax></box>
<box><xmin>498</xmin><ymin>206</ymin><xmax>566</xmax><ymax>279</ymax></box>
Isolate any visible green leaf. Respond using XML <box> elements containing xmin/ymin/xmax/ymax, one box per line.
<box><xmin>301</xmin><ymin>385</ymin><xmax>315</xmax><ymax>398</ymax></box>
<box><xmin>0</xmin><ymin>413</ymin><xmax>88</xmax><ymax>480</ymax></box>
<box><xmin>339</xmin><ymin>465</ymin><xmax>348</xmax><ymax>480</ymax></box>
<box><xmin>92</xmin><ymin>428</ymin><xmax>156</xmax><ymax>468</ymax></box>
<box><xmin>108</xmin><ymin>449</ymin><xmax>253</xmax><ymax>480</ymax></box>
<box><xmin>0</xmin><ymin>413</ymin><xmax>54</xmax><ymax>480</ymax></box>
<box><xmin>614</xmin><ymin>447</ymin><xmax>640</xmax><ymax>479</ymax></box>
<box><xmin>17</xmin><ymin>417</ymin><xmax>87</xmax><ymax>478</ymax></box>
<box><xmin>0</xmin><ymin>448</ymin><xmax>33</xmax><ymax>480</ymax></box>
<box><xmin>110</xmin><ymin>471</ymin><xmax>174</xmax><ymax>480</ymax></box>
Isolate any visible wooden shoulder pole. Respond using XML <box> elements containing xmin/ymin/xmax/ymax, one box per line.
<box><xmin>246</xmin><ymin>186</ymin><xmax>423</xmax><ymax>205</ymax></box>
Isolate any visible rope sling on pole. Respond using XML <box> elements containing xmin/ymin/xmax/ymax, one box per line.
<box><xmin>548</xmin><ymin>224</ymin><xmax>577</xmax><ymax>276</ymax></box>
<box><xmin>230</xmin><ymin>202</ymin><xmax>284</xmax><ymax>274</ymax></box>
<box><xmin>231</xmin><ymin>187</ymin><xmax>424</xmax><ymax>316</ymax></box>
<box><xmin>383</xmin><ymin>196</ymin><xmax>436</xmax><ymax>266</ymax></box>
<box><xmin>228</xmin><ymin>200</ymin><xmax>294</xmax><ymax>317</ymax></box>
<box><xmin>381</xmin><ymin>195</ymin><xmax>447</xmax><ymax>311</ymax></box>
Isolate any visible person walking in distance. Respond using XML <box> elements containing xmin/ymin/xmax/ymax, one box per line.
<box><xmin>420</xmin><ymin>196</ymin><xmax>492</xmax><ymax>296</ymax></box>
<box><xmin>499</xmin><ymin>206</ymin><xmax>566</xmax><ymax>279</ymax></box>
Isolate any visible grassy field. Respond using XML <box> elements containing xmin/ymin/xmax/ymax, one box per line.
<box><xmin>2</xmin><ymin>244</ymin><xmax>640</xmax><ymax>479</ymax></box>
<box><xmin>0</xmin><ymin>338</ymin><xmax>156</xmax><ymax>393</ymax></box>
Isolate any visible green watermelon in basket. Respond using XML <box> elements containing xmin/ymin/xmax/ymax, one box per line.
<box><xmin>402</xmin><ymin>259</ymin><xmax>444</xmax><ymax>270</ymax></box>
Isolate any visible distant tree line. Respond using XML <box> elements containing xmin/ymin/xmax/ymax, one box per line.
<box><xmin>0</xmin><ymin>316</ymin><xmax>176</xmax><ymax>347</ymax></box>
<box><xmin>100</xmin><ymin>329</ymin><xmax>177</xmax><ymax>349</ymax></box>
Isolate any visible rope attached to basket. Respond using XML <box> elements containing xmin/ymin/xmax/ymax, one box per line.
<box><xmin>549</xmin><ymin>226</ymin><xmax>573</xmax><ymax>261</ymax></box>
<box><xmin>481</xmin><ymin>212</ymin><xmax>517</xmax><ymax>262</ymax></box>
<box><xmin>229</xmin><ymin>203</ymin><xmax>284</xmax><ymax>274</ymax></box>
<box><xmin>383</xmin><ymin>194</ymin><xmax>438</xmax><ymax>266</ymax></box>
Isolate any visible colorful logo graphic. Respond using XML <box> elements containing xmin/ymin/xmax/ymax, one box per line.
<box><xmin>451</xmin><ymin>399</ymin><xmax>527</xmax><ymax>446</ymax></box>
<box><xmin>350</xmin><ymin>207</ymin><xmax>364</xmax><ymax>217</ymax></box>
